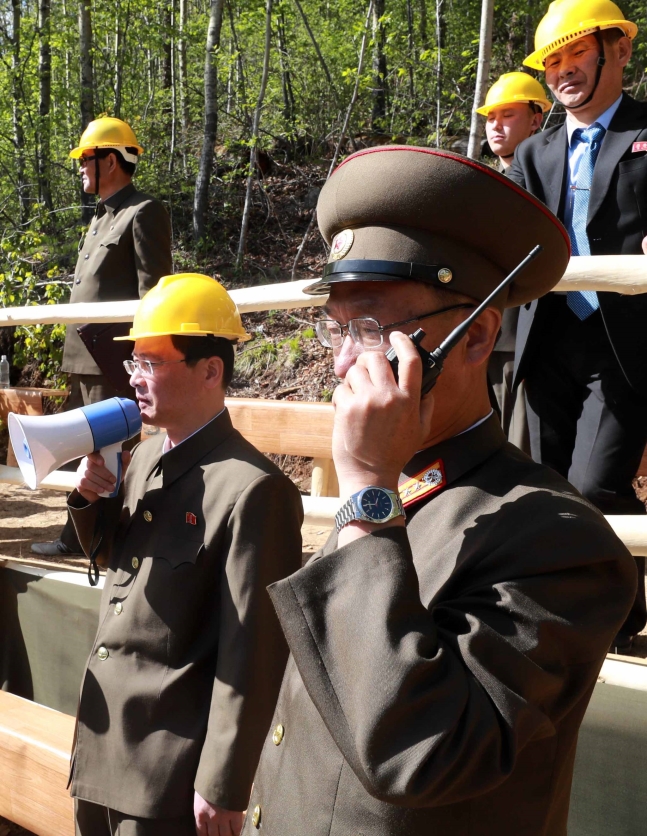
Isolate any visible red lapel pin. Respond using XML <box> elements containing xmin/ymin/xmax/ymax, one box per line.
<box><xmin>186</xmin><ymin>512</ymin><xmax>197</xmax><ymax>526</ymax></box>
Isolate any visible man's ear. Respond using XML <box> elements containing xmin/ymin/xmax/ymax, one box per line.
<box><xmin>203</xmin><ymin>355</ymin><xmax>225</xmax><ymax>390</ymax></box>
<box><xmin>617</xmin><ymin>35</ymin><xmax>632</xmax><ymax>68</ymax></box>
<box><xmin>465</xmin><ymin>307</ymin><xmax>501</xmax><ymax>368</ymax></box>
<box><xmin>530</xmin><ymin>112</ymin><xmax>544</xmax><ymax>134</ymax></box>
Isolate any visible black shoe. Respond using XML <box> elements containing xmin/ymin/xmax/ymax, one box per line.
<box><xmin>609</xmin><ymin>634</ymin><xmax>634</xmax><ymax>654</ymax></box>
<box><xmin>31</xmin><ymin>538</ymin><xmax>82</xmax><ymax>557</ymax></box>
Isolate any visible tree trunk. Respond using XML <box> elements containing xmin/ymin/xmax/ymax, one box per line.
<box><xmin>169</xmin><ymin>0</ymin><xmax>178</xmax><ymax>174</ymax></box>
<box><xmin>467</xmin><ymin>0</ymin><xmax>494</xmax><ymax>160</ymax></box>
<box><xmin>418</xmin><ymin>0</ymin><xmax>429</xmax><ymax>50</ymax></box>
<box><xmin>291</xmin><ymin>0</ymin><xmax>374</xmax><ymax>280</ymax></box>
<box><xmin>236</xmin><ymin>0</ymin><xmax>273</xmax><ymax>270</ymax></box>
<box><xmin>435</xmin><ymin>0</ymin><xmax>443</xmax><ymax>146</ymax></box>
<box><xmin>193</xmin><ymin>0</ymin><xmax>226</xmax><ymax>242</ymax></box>
<box><xmin>79</xmin><ymin>0</ymin><xmax>95</xmax><ymax>223</ymax></box>
<box><xmin>38</xmin><ymin>0</ymin><xmax>53</xmax><ymax>210</ymax></box>
<box><xmin>371</xmin><ymin>0</ymin><xmax>387</xmax><ymax>130</ymax></box>
<box><xmin>406</xmin><ymin>0</ymin><xmax>415</xmax><ymax>99</ymax></box>
<box><xmin>293</xmin><ymin>0</ymin><xmax>338</xmax><ymax>105</ymax></box>
<box><xmin>178</xmin><ymin>0</ymin><xmax>189</xmax><ymax>170</ymax></box>
<box><xmin>11</xmin><ymin>0</ymin><xmax>28</xmax><ymax>224</ymax></box>
<box><xmin>227</xmin><ymin>1</ymin><xmax>248</xmax><ymax>126</ymax></box>
<box><xmin>277</xmin><ymin>9</ymin><xmax>295</xmax><ymax>127</ymax></box>
<box><xmin>113</xmin><ymin>0</ymin><xmax>125</xmax><ymax>117</ymax></box>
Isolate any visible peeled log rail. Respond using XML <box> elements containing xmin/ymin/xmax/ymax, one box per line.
<box><xmin>0</xmin><ymin>278</ymin><xmax>325</xmax><ymax>326</ymax></box>
<box><xmin>0</xmin><ymin>256</ymin><xmax>645</xmax><ymax>327</ymax></box>
<box><xmin>0</xmin><ymin>690</ymin><xmax>74</xmax><ymax>836</ymax></box>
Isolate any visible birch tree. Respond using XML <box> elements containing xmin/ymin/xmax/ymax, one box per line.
<box><xmin>11</xmin><ymin>0</ymin><xmax>27</xmax><ymax>223</ymax></box>
<box><xmin>193</xmin><ymin>0</ymin><xmax>225</xmax><ymax>241</ymax></box>
<box><xmin>467</xmin><ymin>0</ymin><xmax>494</xmax><ymax>160</ymax></box>
<box><xmin>79</xmin><ymin>0</ymin><xmax>95</xmax><ymax>222</ymax></box>
<box><xmin>236</xmin><ymin>0</ymin><xmax>273</xmax><ymax>269</ymax></box>
<box><xmin>38</xmin><ymin>0</ymin><xmax>52</xmax><ymax>210</ymax></box>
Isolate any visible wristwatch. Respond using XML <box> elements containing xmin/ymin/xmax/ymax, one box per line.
<box><xmin>335</xmin><ymin>486</ymin><xmax>405</xmax><ymax>532</ymax></box>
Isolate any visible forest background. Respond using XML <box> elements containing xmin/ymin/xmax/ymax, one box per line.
<box><xmin>0</xmin><ymin>0</ymin><xmax>645</xmax><ymax>388</ymax></box>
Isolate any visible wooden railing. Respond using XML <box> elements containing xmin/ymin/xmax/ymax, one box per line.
<box><xmin>0</xmin><ymin>256</ymin><xmax>645</xmax><ymax>329</ymax></box>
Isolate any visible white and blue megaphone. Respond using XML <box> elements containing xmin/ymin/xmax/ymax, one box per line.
<box><xmin>8</xmin><ymin>397</ymin><xmax>142</xmax><ymax>498</ymax></box>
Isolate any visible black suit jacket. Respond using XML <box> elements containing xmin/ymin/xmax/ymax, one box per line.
<box><xmin>507</xmin><ymin>93</ymin><xmax>647</xmax><ymax>392</ymax></box>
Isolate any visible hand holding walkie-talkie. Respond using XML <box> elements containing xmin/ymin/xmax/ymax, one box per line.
<box><xmin>385</xmin><ymin>245</ymin><xmax>543</xmax><ymax>394</ymax></box>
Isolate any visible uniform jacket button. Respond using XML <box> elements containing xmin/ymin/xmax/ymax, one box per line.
<box><xmin>114</xmin><ymin>602</ymin><xmax>123</xmax><ymax>615</ymax></box>
<box><xmin>92</xmin><ymin>229</ymin><xmax>97</xmax><ymax>235</ymax></box>
<box><xmin>131</xmin><ymin>556</ymin><xmax>140</xmax><ymax>569</ymax></box>
<box><xmin>272</xmin><ymin>723</ymin><xmax>284</xmax><ymax>745</ymax></box>
<box><xmin>110</xmin><ymin>225</ymin><xmax>115</xmax><ymax>230</ymax></box>
<box><xmin>97</xmin><ymin>646</ymin><xmax>109</xmax><ymax>660</ymax></box>
<box><xmin>251</xmin><ymin>804</ymin><xmax>261</xmax><ymax>828</ymax></box>
<box><xmin>143</xmin><ymin>510</ymin><xmax>153</xmax><ymax>522</ymax></box>
<box><xmin>84</xmin><ymin>253</ymin><xmax>89</xmax><ymax>260</ymax></box>
<box><xmin>75</xmin><ymin>278</ymin><xmax>81</xmax><ymax>285</ymax></box>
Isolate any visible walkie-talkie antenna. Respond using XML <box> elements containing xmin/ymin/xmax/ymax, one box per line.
<box><xmin>433</xmin><ymin>244</ymin><xmax>543</xmax><ymax>364</ymax></box>
<box><xmin>385</xmin><ymin>244</ymin><xmax>544</xmax><ymax>394</ymax></box>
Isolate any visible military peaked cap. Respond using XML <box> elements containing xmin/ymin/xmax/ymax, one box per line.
<box><xmin>305</xmin><ymin>146</ymin><xmax>570</xmax><ymax>308</ymax></box>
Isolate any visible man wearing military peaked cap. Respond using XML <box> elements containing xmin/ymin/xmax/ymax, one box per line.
<box><xmin>240</xmin><ymin>147</ymin><xmax>635</xmax><ymax>836</ymax></box>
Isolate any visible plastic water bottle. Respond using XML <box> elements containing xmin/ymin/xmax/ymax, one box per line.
<box><xmin>0</xmin><ymin>355</ymin><xmax>10</xmax><ymax>388</ymax></box>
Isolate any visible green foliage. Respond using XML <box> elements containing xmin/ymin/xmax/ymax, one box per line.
<box><xmin>0</xmin><ymin>209</ymin><xmax>73</xmax><ymax>387</ymax></box>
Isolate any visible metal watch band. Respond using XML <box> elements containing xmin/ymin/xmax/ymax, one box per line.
<box><xmin>335</xmin><ymin>496</ymin><xmax>359</xmax><ymax>532</ymax></box>
<box><xmin>335</xmin><ymin>487</ymin><xmax>405</xmax><ymax>533</ymax></box>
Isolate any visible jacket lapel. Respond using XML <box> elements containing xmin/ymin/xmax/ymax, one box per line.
<box><xmin>538</xmin><ymin>128</ymin><xmax>568</xmax><ymax>216</ymax></box>
<box><xmin>588</xmin><ymin>94</ymin><xmax>645</xmax><ymax>224</ymax></box>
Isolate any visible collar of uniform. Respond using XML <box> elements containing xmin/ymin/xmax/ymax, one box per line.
<box><xmin>101</xmin><ymin>182</ymin><xmax>137</xmax><ymax>217</ymax></box>
<box><xmin>401</xmin><ymin>412</ymin><xmax>506</xmax><ymax>503</ymax></box>
<box><xmin>146</xmin><ymin>408</ymin><xmax>236</xmax><ymax>488</ymax></box>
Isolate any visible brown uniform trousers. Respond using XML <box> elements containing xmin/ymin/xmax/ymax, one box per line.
<box><xmin>242</xmin><ymin>415</ymin><xmax>636</xmax><ymax>836</ymax></box>
<box><xmin>59</xmin><ymin>182</ymin><xmax>172</xmax><ymax>550</ymax></box>
<box><xmin>69</xmin><ymin>410</ymin><xmax>303</xmax><ymax>830</ymax></box>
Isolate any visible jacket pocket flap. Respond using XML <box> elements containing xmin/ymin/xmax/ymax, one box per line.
<box><xmin>99</xmin><ymin>232</ymin><xmax>123</xmax><ymax>248</ymax></box>
<box><xmin>155</xmin><ymin>535</ymin><xmax>203</xmax><ymax>569</ymax></box>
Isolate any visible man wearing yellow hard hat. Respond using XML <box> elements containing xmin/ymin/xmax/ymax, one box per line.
<box><xmin>478</xmin><ymin>72</ymin><xmax>551</xmax><ymax>455</ymax></box>
<box><xmin>508</xmin><ymin>0</ymin><xmax>647</xmax><ymax>651</ymax></box>
<box><xmin>67</xmin><ymin>273</ymin><xmax>303</xmax><ymax>836</ymax></box>
<box><xmin>478</xmin><ymin>72</ymin><xmax>551</xmax><ymax>172</ymax></box>
<box><xmin>32</xmin><ymin>116</ymin><xmax>173</xmax><ymax>558</ymax></box>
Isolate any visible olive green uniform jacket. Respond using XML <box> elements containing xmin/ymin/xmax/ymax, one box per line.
<box><xmin>68</xmin><ymin>409</ymin><xmax>303</xmax><ymax>818</ymax></box>
<box><xmin>62</xmin><ymin>183</ymin><xmax>172</xmax><ymax>375</ymax></box>
<box><xmin>243</xmin><ymin>415</ymin><xmax>636</xmax><ymax>836</ymax></box>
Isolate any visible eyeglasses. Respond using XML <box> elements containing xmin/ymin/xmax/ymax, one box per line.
<box><xmin>79</xmin><ymin>156</ymin><xmax>98</xmax><ymax>166</ymax></box>
<box><xmin>123</xmin><ymin>358</ymin><xmax>187</xmax><ymax>377</ymax></box>
<box><xmin>315</xmin><ymin>304</ymin><xmax>475</xmax><ymax>351</ymax></box>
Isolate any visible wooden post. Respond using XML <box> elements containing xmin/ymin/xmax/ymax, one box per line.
<box><xmin>311</xmin><ymin>457</ymin><xmax>339</xmax><ymax>498</ymax></box>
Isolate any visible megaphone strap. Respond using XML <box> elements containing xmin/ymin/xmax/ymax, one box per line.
<box><xmin>87</xmin><ymin>504</ymin><xmax>105</xmax><ymax>587</ymax></box>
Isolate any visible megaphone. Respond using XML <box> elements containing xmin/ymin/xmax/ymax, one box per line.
<box><xmin>8</xmin><ymin>397</ymin><xmax>142</xmax><ymax>498</ymax></box>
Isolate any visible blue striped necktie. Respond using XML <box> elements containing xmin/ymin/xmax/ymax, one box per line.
<box><xmin>566</xmin><ymin>123</ymin><xmax>605</xmax><ymax>320</ymax></box>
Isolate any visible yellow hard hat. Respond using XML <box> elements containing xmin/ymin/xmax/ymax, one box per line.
<box><xmin>524</xmin><ymin>0</ymin><xmax>637</xmax><ymax>70</ymax></box>
<box><xmin>476</xmin><ymin>72</ymin><xmax>552</xmax><ymax>115</ymax></box>
<box><xmin>115</xmin><ymin>274</ymin><xmax>251</xmax><ymax>343</ymax></box>
<box><xmin>70</xmin><ymin>116</ymin><xmax>144</xmax><ymax>161</ymax></box>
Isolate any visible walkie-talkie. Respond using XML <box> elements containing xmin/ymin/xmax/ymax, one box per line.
<box><xmin>385</xmin><ymin>245</ymin><xmax>543</xmax><ymax>395</ymax></box>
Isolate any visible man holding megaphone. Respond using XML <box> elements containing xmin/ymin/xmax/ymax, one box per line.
<box><xmin>64</xmin><ymin>274</ymin><xmax>303</xmax><ymax>836</ymax></box>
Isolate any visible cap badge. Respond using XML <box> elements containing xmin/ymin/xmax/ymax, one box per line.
<box><xmin>186</xmin><ymin>512</ymin><xmax>197</xmax><ymax>526</ymax></box>
<box><xmin>398</xmin><ymin>459</ymin><xmax>446</xmax><ymax>508</ymax></box>
<box><xmin>330</xmin><ymin>228</ymin><xmax>354</xmax><ymax>261</ymax></box>
<box><xmin>437</xmin><ymin>268</ymin><xmax>453</xmax><ymax>284</ymax></box>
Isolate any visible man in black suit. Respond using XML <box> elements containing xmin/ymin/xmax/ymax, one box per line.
<box><xmin>508</xmin><ymin>0</ymin><xmax>647</xmax><ymax>649</ymax></box>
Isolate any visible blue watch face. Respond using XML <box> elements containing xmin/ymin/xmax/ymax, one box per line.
<box><xmin>360</xmin><ymin>488</ymin><xmax>393</xmax><ymax>520</ymax></box>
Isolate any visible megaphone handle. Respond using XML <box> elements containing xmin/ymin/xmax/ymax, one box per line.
<box><xmin>97</xmin><ymin>441</ymin><xmax>124</xmax><ymax>499</ymax></box>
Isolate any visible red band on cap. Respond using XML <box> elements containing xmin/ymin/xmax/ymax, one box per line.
<box><xmin>333</xmin><ymin>146</ymin><xmax>571</xmax><ymax>256</ymax></box>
